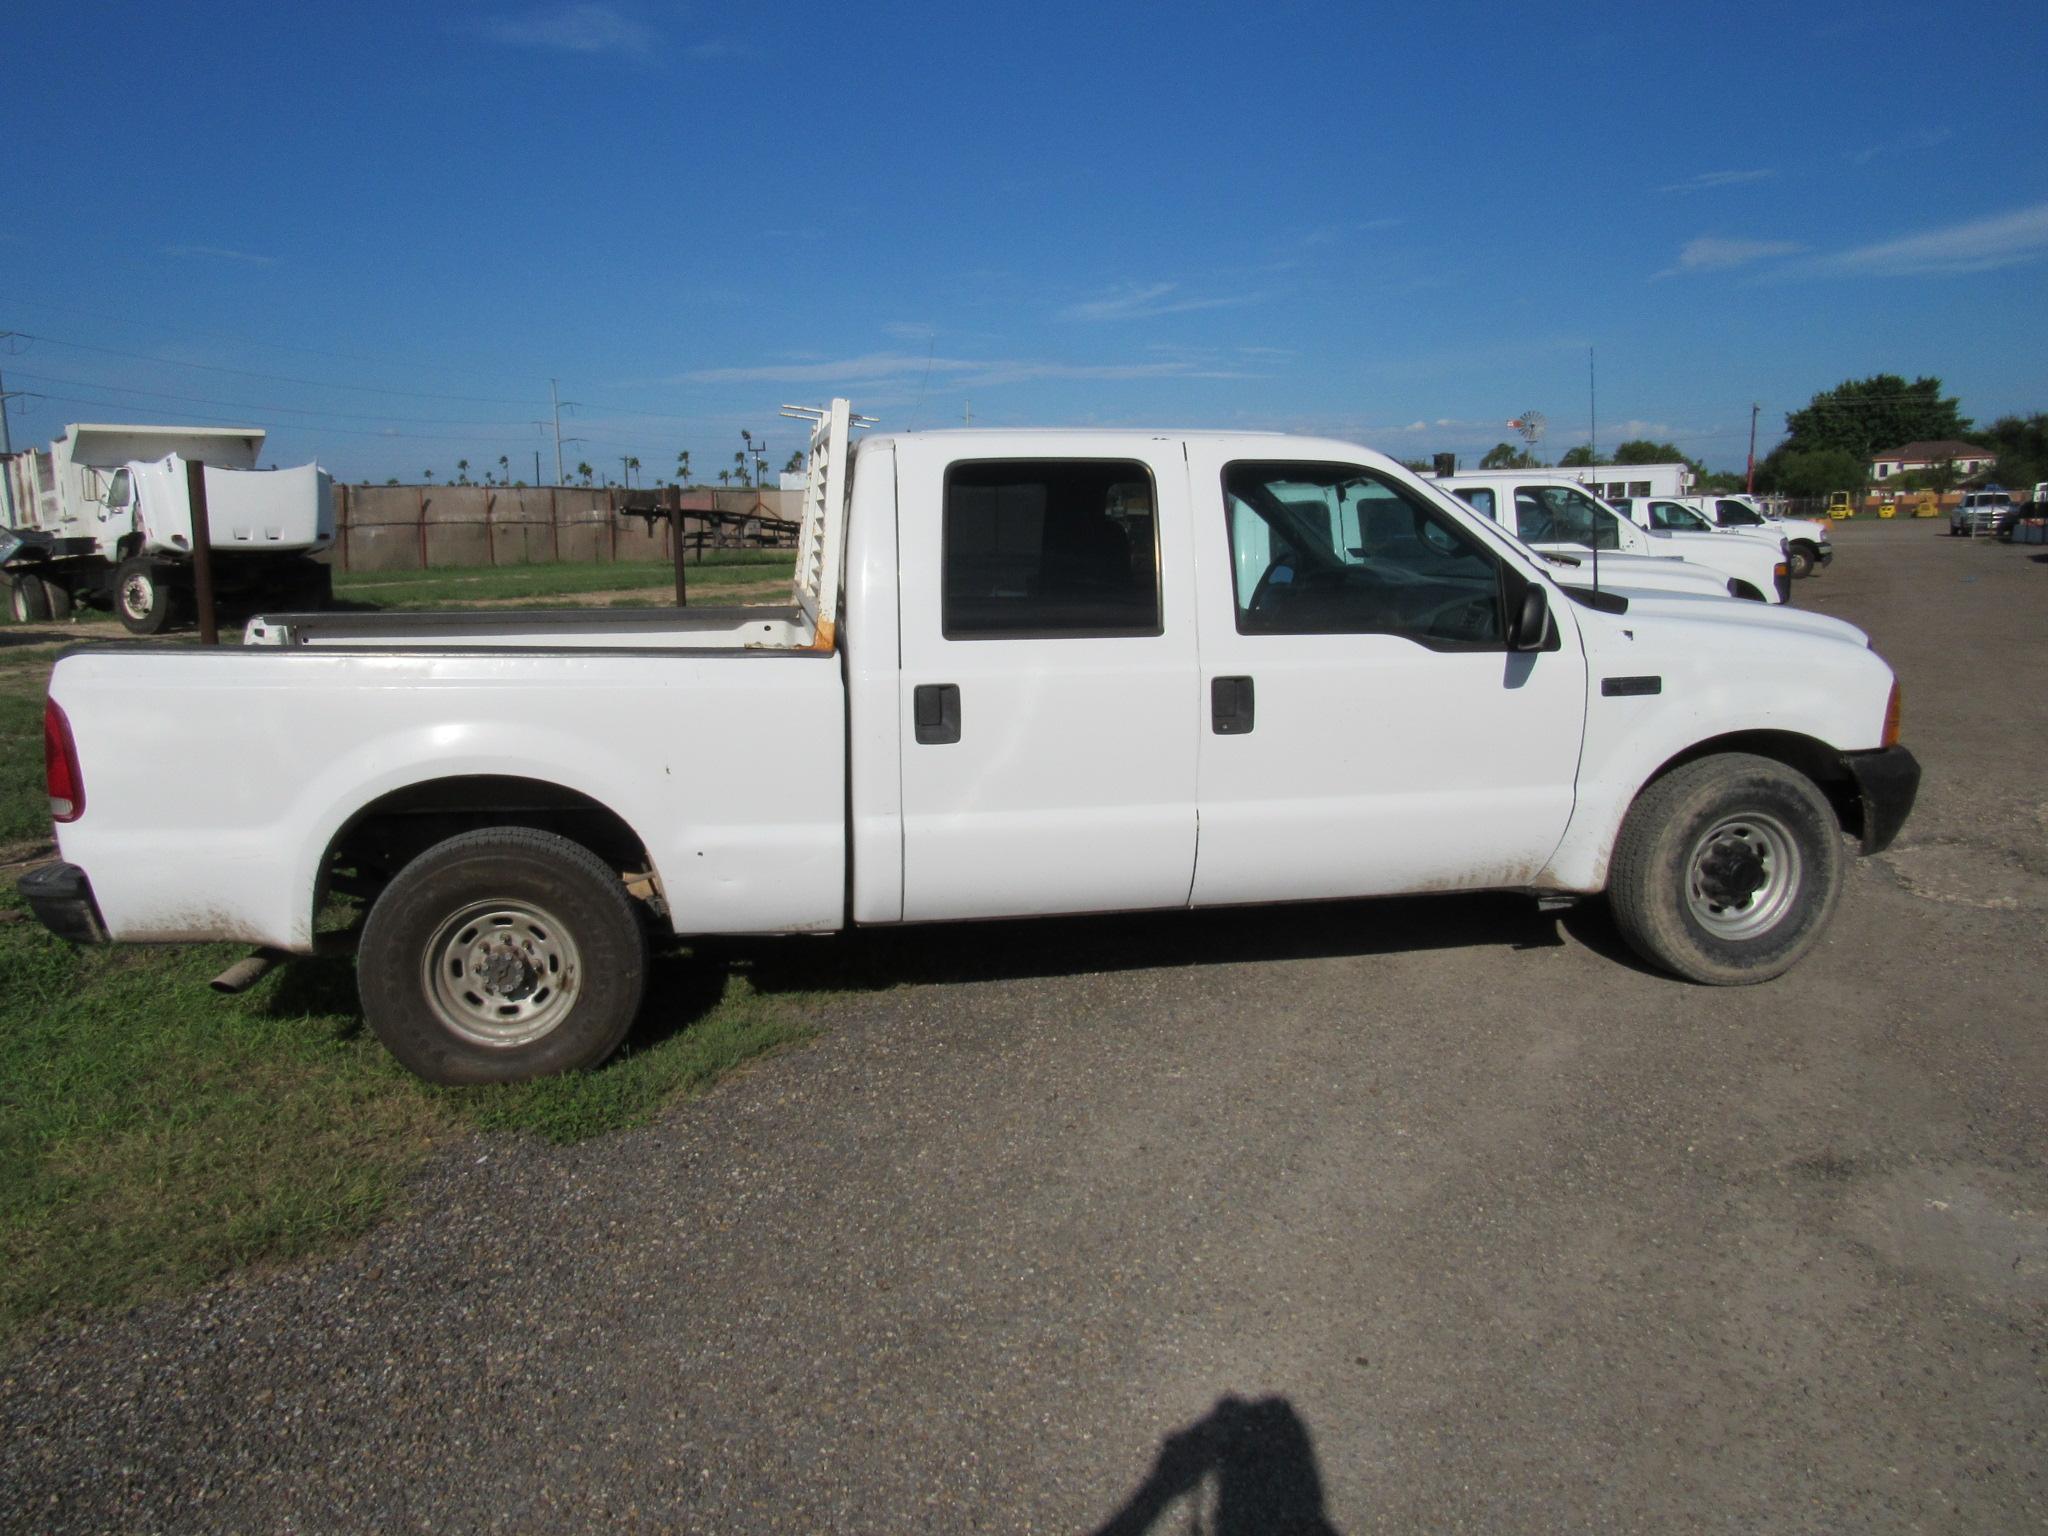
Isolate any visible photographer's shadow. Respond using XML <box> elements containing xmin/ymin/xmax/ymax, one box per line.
<box><xmin>1091</xmin><ymin>1394</ymin><xmax>1340</xmax><ymax>1536</ymax></box>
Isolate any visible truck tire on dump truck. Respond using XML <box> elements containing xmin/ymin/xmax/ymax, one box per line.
<box><xmin>1</xmin><ymin>423</ymin><xmax>334</xmax><ymax>633</ymax></box>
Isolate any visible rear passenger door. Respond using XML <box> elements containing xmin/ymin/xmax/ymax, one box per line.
<box><xmin>894</xmin><ymin>446</ymin><xmax>1201</xmax><ymax>921</ymax></box>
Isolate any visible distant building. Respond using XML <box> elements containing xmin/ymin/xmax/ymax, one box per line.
<box><xmin>1868</xmin><ymin>440</ymin><xmax>1995</xmax><ymax>481</ymax></box>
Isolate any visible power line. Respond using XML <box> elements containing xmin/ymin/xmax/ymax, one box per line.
<box><xmin>5</xmin><ymin>368</ymin><xmax>542</xmax><ymax>429</ymax></box>
<box><xmin>10</xmin><ymin>331</ymin><xmax>550</xmax><ymax>406</ymax></box>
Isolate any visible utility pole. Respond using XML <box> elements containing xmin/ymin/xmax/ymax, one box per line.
<box><xmin>549</xmin><ymin>378</ymin><xmax>579</xmax><ymax>487</ymax></box>
<box><xmin>621</xmin><ymin>455</ymin><xmax>632</xmax><ymax>489</ymax></box>
<box><xmin>1746</xmin><ymin>402</ymin><xmax>1761</xmax><ymax>494</ymax></box>
<box><xmin>964</xmin><ymin>399</ymin><xmax>972</xmax><ymax>427</ymax></box>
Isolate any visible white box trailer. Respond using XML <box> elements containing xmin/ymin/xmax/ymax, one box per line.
<box><xmin>1537</xmin><ymin>461</ymin><xmax>1696</xmax><ymax>501</ymax></box>
<box><xmin>2</xmin><ymin>423</ymin><xmax>333</xmax><ymax>633</ymax></box>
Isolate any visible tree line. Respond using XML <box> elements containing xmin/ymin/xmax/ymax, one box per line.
<box><xmin>1457</xmin><ymin>376</ymin><xmax>2044</xmax><ymax>499</ymax></box>
<box><xmin>382</xmin><ymin>444</ymin><xmax>809</xmax><ymax>490</ymax></box>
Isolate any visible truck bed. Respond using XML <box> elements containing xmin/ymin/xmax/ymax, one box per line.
<box><xmin>245</xmin><ymin>603</ymin><xmax>821</xmax><ymax>651</ymax></box>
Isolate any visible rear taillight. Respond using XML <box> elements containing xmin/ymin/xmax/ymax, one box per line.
<box><xmin>1882</xmin><ymin>682</ymin><xmax>1902</xmax><ymax>748</ymax></box>
<box><xmin>45</xmin><ymin>699</ymin><xmax>84</xmax><ymax>823</ymax></box>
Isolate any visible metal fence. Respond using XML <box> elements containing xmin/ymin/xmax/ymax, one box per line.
<box><xmin>327</xmin><ymin>485</ymin><xmax>799</xmax><ymax>573</ymax></box>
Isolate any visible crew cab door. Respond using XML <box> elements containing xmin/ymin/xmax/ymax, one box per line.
<box><xmin>894</xmin><ymin>443</ymin><xmax>1200</xmax><ymax>921</ymax></box>
<box><xmin>1188</xmin><ymin>451</ymin><xmax>1586</xmax><ymax>904</ymax></box>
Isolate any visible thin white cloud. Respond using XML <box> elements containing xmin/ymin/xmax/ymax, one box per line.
<box><xmin>1655</xmin><ymin>236</ymin><xmax>1807</xmax><ymax>277</ymax></box>
<box><xmin>674</xmin><ymin>352</ymin><xmax>1260</xmax><ymax>388</ymax></box>
<box><xmin>1808</xmin><ymin>201</ymin><xmax>2048</xmax><ymax>275</ymax></box>
<box><xmin>681</xmin><ymin>353</ymin><xmax>977</xmax><ymax>384</ymax></box>
<box><xmin>163</xmin><ymin>244</ymin><xmax>277</xmax><ymax>267</ymax></box>
<box><xmin>1057</xmin><ymin>282</ymin><xmax>1268</xmax><ymax>322</ymax></box>
<box><xmin>1847</xmin><ymin>125</ymin><xmax>1954</xmax><ymax>165</ymax></box>
<box><xmin>1656</xmin><ymin>169</ymin><xmax>1775</xmax><ymax>194</ymax></box>
<box><xmin>480</xmin><ymin>3</ymin><xmax>653</xmax><ymax>56</ymax></box>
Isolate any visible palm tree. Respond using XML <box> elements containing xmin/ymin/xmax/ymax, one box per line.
<box><xmin>732</xmin><ymin>449</ymin><xmax>749</xmax><ymax>488</ymax></box>
<box><xmin>625</xmin><ymin>456</ymin><xmax>641</xmax><ymax>487</ymax></box>
<box><xmin>456</xmin><ymin>458</ymin><xmax>470</xmax><ymax>485</ymax></box>
<box><xmin>718</xmin><ymin>469</ymin><xmax>730</xmax><ymax>487</ymax></box>
<box><xmin>575</xmin><ymin>462</ymin><xmax>594</xmax><ymax>487</ymax></box>
<box><xmin>675</xmin><ymin>450</ymin><xmax>691</xmax><ymax>486</ymax></box>
<box><xmin>784</xmin><ymin>450</ymin><xmax>805</xmax><ymax>475</ymax></box>
<box><xmin>498</xmin><ymin>455</ymin><xmax>510</xmax><ymax>485</ymax></box>
<box><xmin>423</xmin><ymin>468</ymin><xmax>435</xmax><ymax>483</ymax></box>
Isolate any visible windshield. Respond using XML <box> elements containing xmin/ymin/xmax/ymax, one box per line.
<box><xmin>1513</xmin><ymin>484</ymin><xmax>1623</xmax><ymax>551</ymax></box>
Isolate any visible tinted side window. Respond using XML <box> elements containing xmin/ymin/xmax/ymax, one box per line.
<box><xmin>1454</xmin><ymin>486</ymin><xmax>1497</xmax><ymax>518</ymax></box>
<box><xmin>1225</xmin><ymin>462</ymin><xmax>1503</xmax><ymax>648</ymax></box>
<box><xmin>943</xmin><ymin>460</ymin><xmax>1160</xmax><ymax>638</ymax></box>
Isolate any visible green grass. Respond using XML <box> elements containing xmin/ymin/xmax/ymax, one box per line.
<box><xmin>0</xmin><ymin>889</ymin><xmax>818</xmax><ymax>1348</ymax></box>
<box><xmin>0</xmin><ymin>569</ymin><xmax>825</xmax><ymax>1350</ymax></box>
<box><xmin>334</xmin><ymin>552</ymin><xmax>795</xmax><ymax>610</ymax></box>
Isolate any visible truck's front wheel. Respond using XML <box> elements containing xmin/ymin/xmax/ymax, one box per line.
<box><xmin>116</xmin><ymin>557</ymin><xmax>181</xmax><ymax>635</ymax></box>
<box><xmin>1607</xmin><ymin>753</ymin><xmax>1843</xmax><ymax>985</ymax></box>
<box><xmin>358</xmin><ymin>828</ymin><xmax>649</xmax><ymax>1084</ymax></box>
<box><xmin>1787</xmin><ymin>543</ymin><xmax>1816</xmax><ymax>579</ymax></box>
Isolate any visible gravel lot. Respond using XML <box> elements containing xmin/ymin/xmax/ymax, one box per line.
<box><xmin>3</xmin><ymin>518</ymin><xmax>2043</xmax><ymax>1534</ymax></box>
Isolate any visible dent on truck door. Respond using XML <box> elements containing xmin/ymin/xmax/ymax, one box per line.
<box><xmin>1188</xmin><ymin>454</ymin><xmax>1587</xmax><ymax>903</ymax></box>
<box><xmin>895</xmin><ymin>452</ymin><xmax>1200</xmax><ymax>921</ymax></box>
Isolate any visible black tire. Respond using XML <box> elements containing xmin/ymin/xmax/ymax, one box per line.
<box><xmin>1786</xmin><ymin>543</ymin><xmax>1815</xmax><ymax>580</ymax></box>
<box><xmin>8</xmin><ymin>575</ymin><xmax>51</xmax><ymax>623</ymax></box>
<box><xmin>358</xmin><ymin>827</ymin><xmax>648</xmax><ymax>1085</ymax></box>
<box><xmin>115</xmin><ymin>557</ymin><xmax>179</xmax><ymax>635</ymax></box>
<box><xmin>1607</xmin><ymin>753</ymin><xmax>1843</xmax><ymax>986</ymax></box>
<box><xmin>42</xmin><ymin>576</ymin><xmax>74</xmax><ymax>619</ymax></box>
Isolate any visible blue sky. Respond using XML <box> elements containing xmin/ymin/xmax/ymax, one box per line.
<box><xmin>3</xmin><ymin>0</ymin><xmax>2044</xmax><ymax>481</ymax></box>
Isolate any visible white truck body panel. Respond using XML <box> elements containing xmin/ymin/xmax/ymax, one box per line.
<box><xmin>47</xmin><ymin>410</ymin><xmax>1901</xmax><ymax>958</ymax></box>
<box><xmin>52</xmin><ymin>647</ymin><xmax>846</xmax><ymax>949</ymax></box>
<box><xmin>123</xmin><ymin>456</ymin><xmax>333</xmax><ymax>558</ymax></box>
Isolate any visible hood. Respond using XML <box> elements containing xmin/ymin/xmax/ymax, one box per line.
<box><xmin>1597</xmin><ymin>589</ymin><xmax>1869</xmax><ymax>648</ymax></box>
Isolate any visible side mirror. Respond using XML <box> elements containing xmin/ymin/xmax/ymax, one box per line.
<box><xmin>1511</xmin><ymin>584</ymin><xmax>1551</xmax><ymax>652</ymax></box>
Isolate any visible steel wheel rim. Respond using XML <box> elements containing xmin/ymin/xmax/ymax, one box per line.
<box><xmin>422</xmin><ymin>899</ymin><xmax>582</xmax><ymax>1048</ymax></box>
<box><xmin>119</xmin><ymin>573</ymin><xmax>155</xmax><ymax>622</ymax></box>
<box><xmin>1685</xmin><ymin>812</ymin><xmax>1802</xmax><ymax>940</ymax></box>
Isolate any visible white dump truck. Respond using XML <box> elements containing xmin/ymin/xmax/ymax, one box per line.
<box><xmin>23</xmin><ymin>402</ymin><xmax>1918</xmax><ymax>1085</ymax></box>
<box><xmin>1</xmin><ymin>423</ymin><xmax>333</xmax><ymax>633</ymax></box>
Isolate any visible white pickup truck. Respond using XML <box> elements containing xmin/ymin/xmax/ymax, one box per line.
<box><xmin>25</xmin><ymin>403</ymin><xmax>1918</xmax><ymax>1083</ymax></box>
<box><xmin>1630</xmin><ymin>495</ymin><xmax>1843</xmax><ymax>581</ymax></box>
<box><xmin>1433</xmin><ymin>472</ymin><xmax>1790</xmax><ymax>603</ymax></box>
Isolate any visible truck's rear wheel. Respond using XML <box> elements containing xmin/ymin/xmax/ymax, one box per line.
<box><xmin>42</xmin><ymin>576</ymin><xmax>74</xmax><ymax>619</ymax></box>
<box><xmin>358</xmin><ymin>827</ymin><xmax>648</xmax><ymax>1084</ymax></box>
<box><xmin>116</xmin><ymin>557</ymin><xmax>180</xmax><ymax>636</ymax></box>
<box><xmin>1607</xmin><ymin>753</ymin><xmax>1843</xmax><ymax>985</ymax></box>
<box><xmin>8</xmin><ymin>575</ymin><xmax>52</xmax><ymax>623</ymax></box>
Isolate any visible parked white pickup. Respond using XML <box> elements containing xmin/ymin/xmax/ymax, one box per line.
<box><xmin>1678</xmin><ymin>494</ymin><xmax>1834</xmax><ymax>579</ymax></box>
<box><xmin>26</xmin><ymin>405</ymin><xmax>1917</xmax><ymax>1083</ymax></box>
<box><xmin>1432</xmin><ymin>472</ymin><xmax>1790</xmax><ymax>603</ymax></box>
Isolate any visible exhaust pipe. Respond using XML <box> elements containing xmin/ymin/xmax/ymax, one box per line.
<box><xmin>211</xmin><ymin>947</ymin><xmax>289</xmax><ymax>995</ymax></box>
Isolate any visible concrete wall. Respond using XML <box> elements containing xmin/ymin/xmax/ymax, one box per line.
<box><xmin>329</xmin><ymin>486</ymin><xmax>795</xmax><ymax>573</ymax></box>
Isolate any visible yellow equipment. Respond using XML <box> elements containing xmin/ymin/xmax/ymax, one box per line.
<box><xmin>1826</xmin><ymin>491</ymin><xmax>1854</xmax><ymax>520</ymax></box>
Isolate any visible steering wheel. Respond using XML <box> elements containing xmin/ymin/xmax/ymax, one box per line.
<box><xmin>1412</xmin><ymin>592</ymin><xmax>1498</xmax><ymax>641</ymax></box>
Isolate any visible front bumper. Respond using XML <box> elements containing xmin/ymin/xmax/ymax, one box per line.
<box><xmin>1841</xmin><ymin>747</ymin><xmax>1921</xmax><ymax>854</ymax></box>
<box><xmin>18</xmin><ymin>861</ymin><xmax>107</xmax><ymax>944</ymax></box>
<box><xmin>1814</xmin><ymin>544</ymin><xmax>1834</xmax><ymax>566</ymax></box>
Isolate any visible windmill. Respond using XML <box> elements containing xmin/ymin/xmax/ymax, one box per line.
<box><xmin>1508</xmin><ymin>410</ymin><xmax>1546</xmax><ymax>460</ymax></box>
